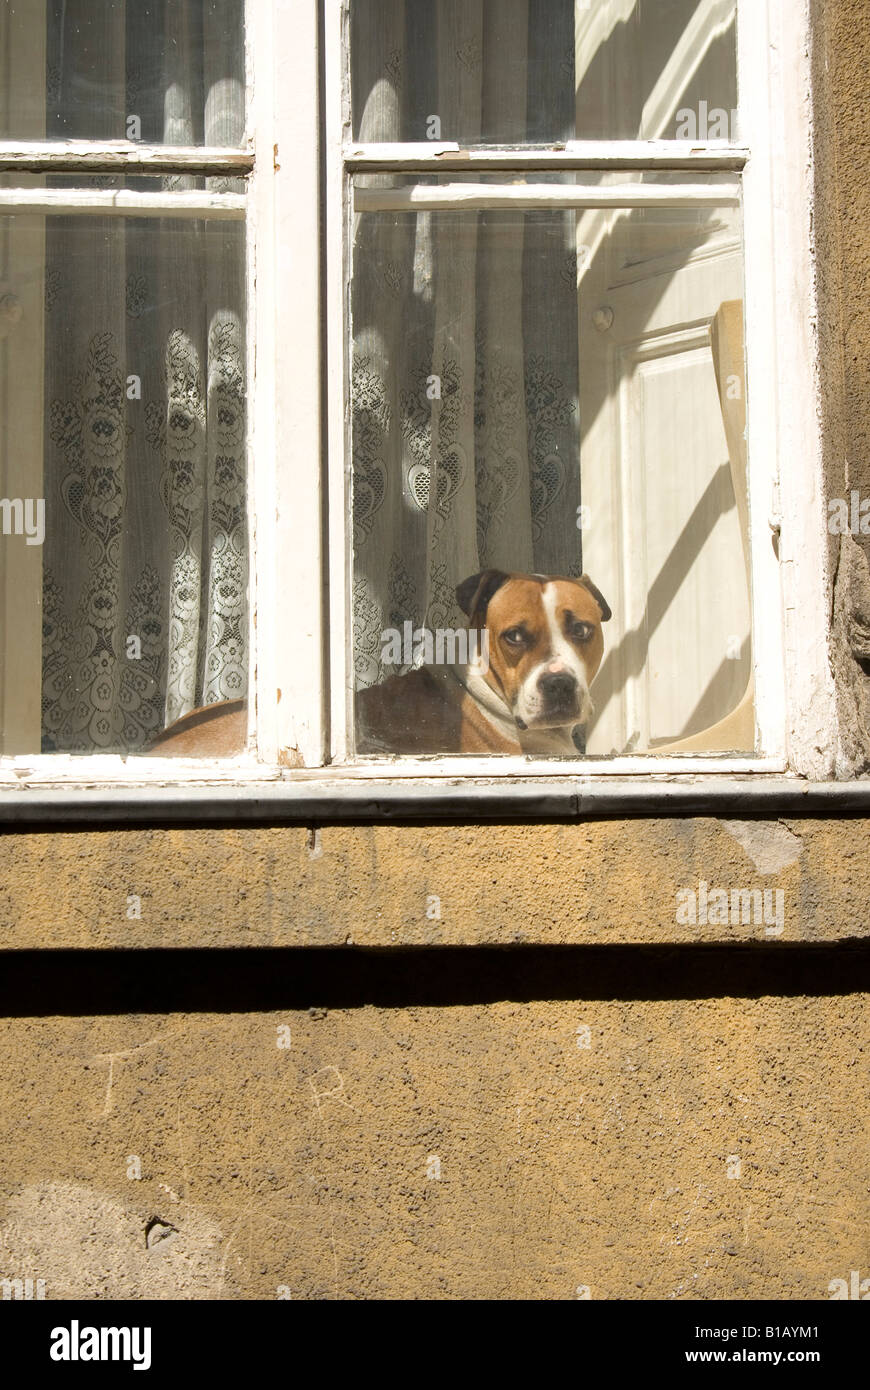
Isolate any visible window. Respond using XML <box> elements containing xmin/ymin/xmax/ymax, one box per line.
<box><xmin>0</xmin><ymin>0</ymin><xmax>250</xmax><ymax>761</ymax></box>
<box><xmin>331</xmin><ymin>0</ymin><xmax>806</xmax><ymax>770</ymax></box>
<box><xmin>0</xmin><ymin>2</ymin><xmax>837</xmax><ymax>796</ymax></box>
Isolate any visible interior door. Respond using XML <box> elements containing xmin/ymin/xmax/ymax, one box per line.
<box><xmin>578</xmin><ymin>198</ymin><xmax>751</xmax><ymax>755</ymax></box>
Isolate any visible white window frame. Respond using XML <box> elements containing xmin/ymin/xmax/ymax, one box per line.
<box><xmin>0</xmin><ymin>0</ymin><xmax>841</xmax><ymax>801</ymax></box>
<box><xmin>323</xmin><ymin>0</ymin><xmax>835</xmax><ymax>782</ymax></box>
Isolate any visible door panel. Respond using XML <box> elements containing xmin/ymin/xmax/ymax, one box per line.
<box><xmin>579</xmin><ymin>202</ymin><xmax>751</xmax><ymax>754</ymax></box>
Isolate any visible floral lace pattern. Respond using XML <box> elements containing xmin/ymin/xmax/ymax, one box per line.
<box><xmin>202</xmin><ymin>317</ymin><xmax>247</xmax><ymax>707</ymax></box>
<box><xmin>42</xmin><ymin>335</ymin><xmax>165</xmax><ymax>750</ymax></box>
<box><xmin>352</xmin><ymin>356</ymin><xmax>391</xmax><ymax>549</ymax></box>
<box><xmin>352</xmin><ymin>287</ymin><xmax>580</xmax><ymax>689</ymax></box>
<box><xmin>473</xmin><ymin>341</ymin><xmax>525</xmax><ymax>564</ymax></box>
<box><xmin>526</xmin><ymin>355</ymin><xmax>577</xmax><ymax>545</ymax></box>
<box><xmin>42</xmin><ymin>301</ymin><xmax>247</xmax><ymax>750</ymax></box>
<box><xmin>401</xmin><ymin>357</ymin><xmax>468</xmax><ymax>545</ymax></box>
<box><xmin>34</xmin><ymin>2</ymin><xmax>247</xmax><ymax>752</ymax></box>
<box><xmin>147</xmin><ymin>318</ymin><xmax>247</xmax><ymax>724</ymax></box>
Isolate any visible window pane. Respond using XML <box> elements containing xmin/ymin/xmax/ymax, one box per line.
<box><xmin>351</xmin><ymin>174</ymin><xmax>753</xmax><ymax>757</ymax></box>
<box><xmin>351</xmin><ymin>0</ymin><xmax>738</xmax><ymax>145</ymax></box>
<box><xmin>0</xmin><ymin>0</ymin><xmax>245</xmax><ymax>145</ymax></box>
<box><xmin>0</xmin><ymin>181</ymin><xmax>247</xmax><ymax>755</ymax></box>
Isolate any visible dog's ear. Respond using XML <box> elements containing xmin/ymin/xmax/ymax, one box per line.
<box><xmin>456</xmin><ymin>569</ymin><xmax>510</xmax><ymax>625</ymax></box>
<box><xmin>579</xmin><ymin>573</ymin><xmax>612</xmax><ymax>622</ymax></box>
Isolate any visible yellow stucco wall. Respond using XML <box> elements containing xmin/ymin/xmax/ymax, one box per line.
<box><xmin>814</xmin><ymin>0</ymin><xmax>870</xmax><ymax>771</ymax></box>
<box><xmin>0</xmin><ymin>811</ymin><xmax>867</xmax><ymax>1300</ymax></box>
<box><xmin>0</xmin><ymin>818</ymin><xmax>868</xmax><ymax>948</ymax></box>
<box><xmin>0</xmin><ymin>990</ymin><xmax>865</xmax><ymax>1300</ymax></box>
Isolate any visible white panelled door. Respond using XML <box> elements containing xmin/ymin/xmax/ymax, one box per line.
<box><xmin>579</xmin><ymin>204</ymin><xmax>750</xmax><ymax>755</ymax></box>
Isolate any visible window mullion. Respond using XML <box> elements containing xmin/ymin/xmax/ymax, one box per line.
<box><xmin>252</xmin><ymin>0</ymin><xmax>326</xmax><ymax>768</ymax></box>
<box><xmin>738</xmin><ymin>0</ymin><xmax>835</xmax><ymax>773</ymax></box>
<box><xmin>345</xmin><ymin>141</ymin><xmax>749</xmax><ymax>173</ymax></box>
<box><xmin>352</xmin><ymin>181</ymin><xmax>741</xmax><ymax>214</ymax></box>
<box><xmin>0</xmin><ymin>142</ymin><xmax>253</xmax><ymax>175</ymax></box>
<box><xmin>0</xmin><ymin>188</ymin><xmax>245</xmax><ymax>217</ymax></box>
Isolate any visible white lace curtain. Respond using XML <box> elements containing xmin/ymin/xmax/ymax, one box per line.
<box><xmin>40</xmin><ymin>0</ymin><xmax>246</xmax><ymax>752</ymax></box>
<box><xmin>351</xmin><ymin>0</ymin><xmax>583</xmax><ymax>691</ymax></box>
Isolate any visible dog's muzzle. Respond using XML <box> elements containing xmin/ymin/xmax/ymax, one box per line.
<box><xmin>538</xmin><ymin>670</ymin><xmax>578</xmax><ymax>715</ymax></box>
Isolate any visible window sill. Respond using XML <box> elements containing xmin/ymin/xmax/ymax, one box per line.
<box><xmin>0</xmin><ymin>765</ymin><xmax>869</xmax><ymax>824</ymax></box>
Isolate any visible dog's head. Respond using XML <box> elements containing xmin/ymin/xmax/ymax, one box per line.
<box><xmin>455</xmin><ymin>569</ymin><xmax>611</xmax><ymax>731</ymax></box>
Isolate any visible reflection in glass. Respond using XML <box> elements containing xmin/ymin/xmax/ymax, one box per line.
<box><xmin>0</xmin><ymin>200</ymin><xmax>247</xmax><ymax>754</ymax></box>
<box><xmin>0</xmin><ymin>0</ymin><xmax>245</xmax><ymax>145</ymax></box>
<box><xmin>351</xmin><ymin>0</ymin><xmax>737</xmax><ymax>145</ymax></box>
<box><xmin>351</xmin><ymin>179</ymin><xmax>753</xmax><ymax>756</ymax></box>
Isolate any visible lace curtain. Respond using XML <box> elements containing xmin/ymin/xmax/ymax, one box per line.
<box><xmin>351</xmin><ymin>0</ymin><xmax>583</xmax><ymax>691</ymax></box>
<box><xmin>40</xmin><ymin>0</ymin><xmax>246</xmax><ymax>751</ymax></box>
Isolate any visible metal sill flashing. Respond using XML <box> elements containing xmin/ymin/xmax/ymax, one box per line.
<box><xmin>1</xmin><ymin>775</ymin><xmax>870</xmax><ymax>826</ymax></box>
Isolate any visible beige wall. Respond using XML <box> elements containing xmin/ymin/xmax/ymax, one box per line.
<box><xmin>1</xmin><ymin>2</ymin><xmax>869</xmax><ymax>1300</ymax></box>
<box><xmin>0</xmin><ymin>818</ymin><xmax>867</xmax><ymax>949</ymax></box>
<box><xmin>813</xmin><ymin>0</ymin><xmax>870</xmax><ymax>772</ymax></box>
<box><xmin>0</xmin><ymin>988</ymin><xmax>865</xmax><ymax>1300</ymax></box>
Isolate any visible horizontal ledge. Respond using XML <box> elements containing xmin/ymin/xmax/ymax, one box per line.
<box><xmin>0</xmin><ymin>777</ymin><xmax>869</xmax><ymax>825</ymax></box>
<box><xmin>0</xmin><ymin>141</ymin><xmax>253</xmax><ymax>173</ymax></box>
<box><xmin>0</xmin><ymin>188</ymin><xmax>246</xmax><ymax>218</ymax></box>
<box><xmin>346</xmin><ymin>141</ymin><xmax>750</xmax><ymax>171</ymax></box>
<box><xmin>353</xmin><ymin>182</ymin><xmax>740</xmax><ymax>212</ymax></box>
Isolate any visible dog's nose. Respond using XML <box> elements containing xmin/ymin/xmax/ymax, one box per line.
<box><xmin>538</xmin><ymin>671</ymin><xmax>577</xmax><ymax>704</ymax></box>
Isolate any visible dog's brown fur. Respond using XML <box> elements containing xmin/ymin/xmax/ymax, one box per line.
<box><xmin>145</xmin><ymin>570</ymin><xmax>610</xmax><ymax>758</ymax></box>
<box><xmin>357</xmin><ymin>665</ymin><xmax>518</xmax><ymax>754</ymax></box>
<box><xmin>357</xmin><ymin>569</ymin><xmax>610</xmax><ymax>754</ymax></box>
<box><xmin>146</xmin><ymin>699</ymin><xmax>247</xmax><ymax>757</ymax></box>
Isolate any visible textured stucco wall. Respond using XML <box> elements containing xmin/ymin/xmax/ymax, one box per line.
<box><xmin>0</xmin><ymin>984</ymin><xmax>866</xmax><ymax>1300</ymax></box>
<box><xmin>0</xmin><ymin>817</ymin><xmax>867</xmax><ymax>1300</ymax></box>
<box><xmin>2</xmin><ymin>1</ymin><xmax>870</xmax><ymax>1301</ymax></box>
<box><xmin>0</xmin><ymin>817</ymin><xmax>868</xmax><ymax>948</ymax></box>
<box><xmin>812</xmin><ymin>0</ymin><xmax>870</xmax><ymax>773</ymax></box>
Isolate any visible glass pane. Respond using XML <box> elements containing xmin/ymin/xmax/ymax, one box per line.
<box><xmin>350</xmin><ymin>174</ymin><xmax>753</xmax><ymax>757</ymax></box>
<box><xmin>351</xmin><ymin>0</ymin><xmax>738</xmax><ymax>144</ymax></box>
<box><xmin>0</xmin><ymin>0</ymin><xmax>245</xmax><ymax>145</ymax></box>
<box><xmin>0</xmin><ymin>181</ymin><xmax>247</xmax><ymax>755</ymax></box>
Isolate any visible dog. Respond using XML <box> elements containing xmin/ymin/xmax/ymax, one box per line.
<box><xmin>145</xmin><ymin>569</ymin><xmax>611</xmax><ymax>758</ymax></box>
<box><xmin>145</xmin><ymin>698</ymin><xmax>247</xmax><ymax>757</ymax></box>
<box><xmin>357</xmin><ymin>568</ymin><xmax>611</xmax><ymax>755</ymax></box>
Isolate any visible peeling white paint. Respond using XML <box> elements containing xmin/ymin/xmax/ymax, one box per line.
<box><xmin>720</xmin><ymin>819</ymin><xmax>803</xmax><ymax>874</ymax></box>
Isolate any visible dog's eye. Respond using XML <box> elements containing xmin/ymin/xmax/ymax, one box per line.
<box><xmin>501</xmin><ymin>627</ymin><xmax>528</xmax><ymax>647</ymax></box>
<box><xmin>569</xmin><ymin>620</ymin><xmax>594</xmax><ymax>643</ymax></box>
